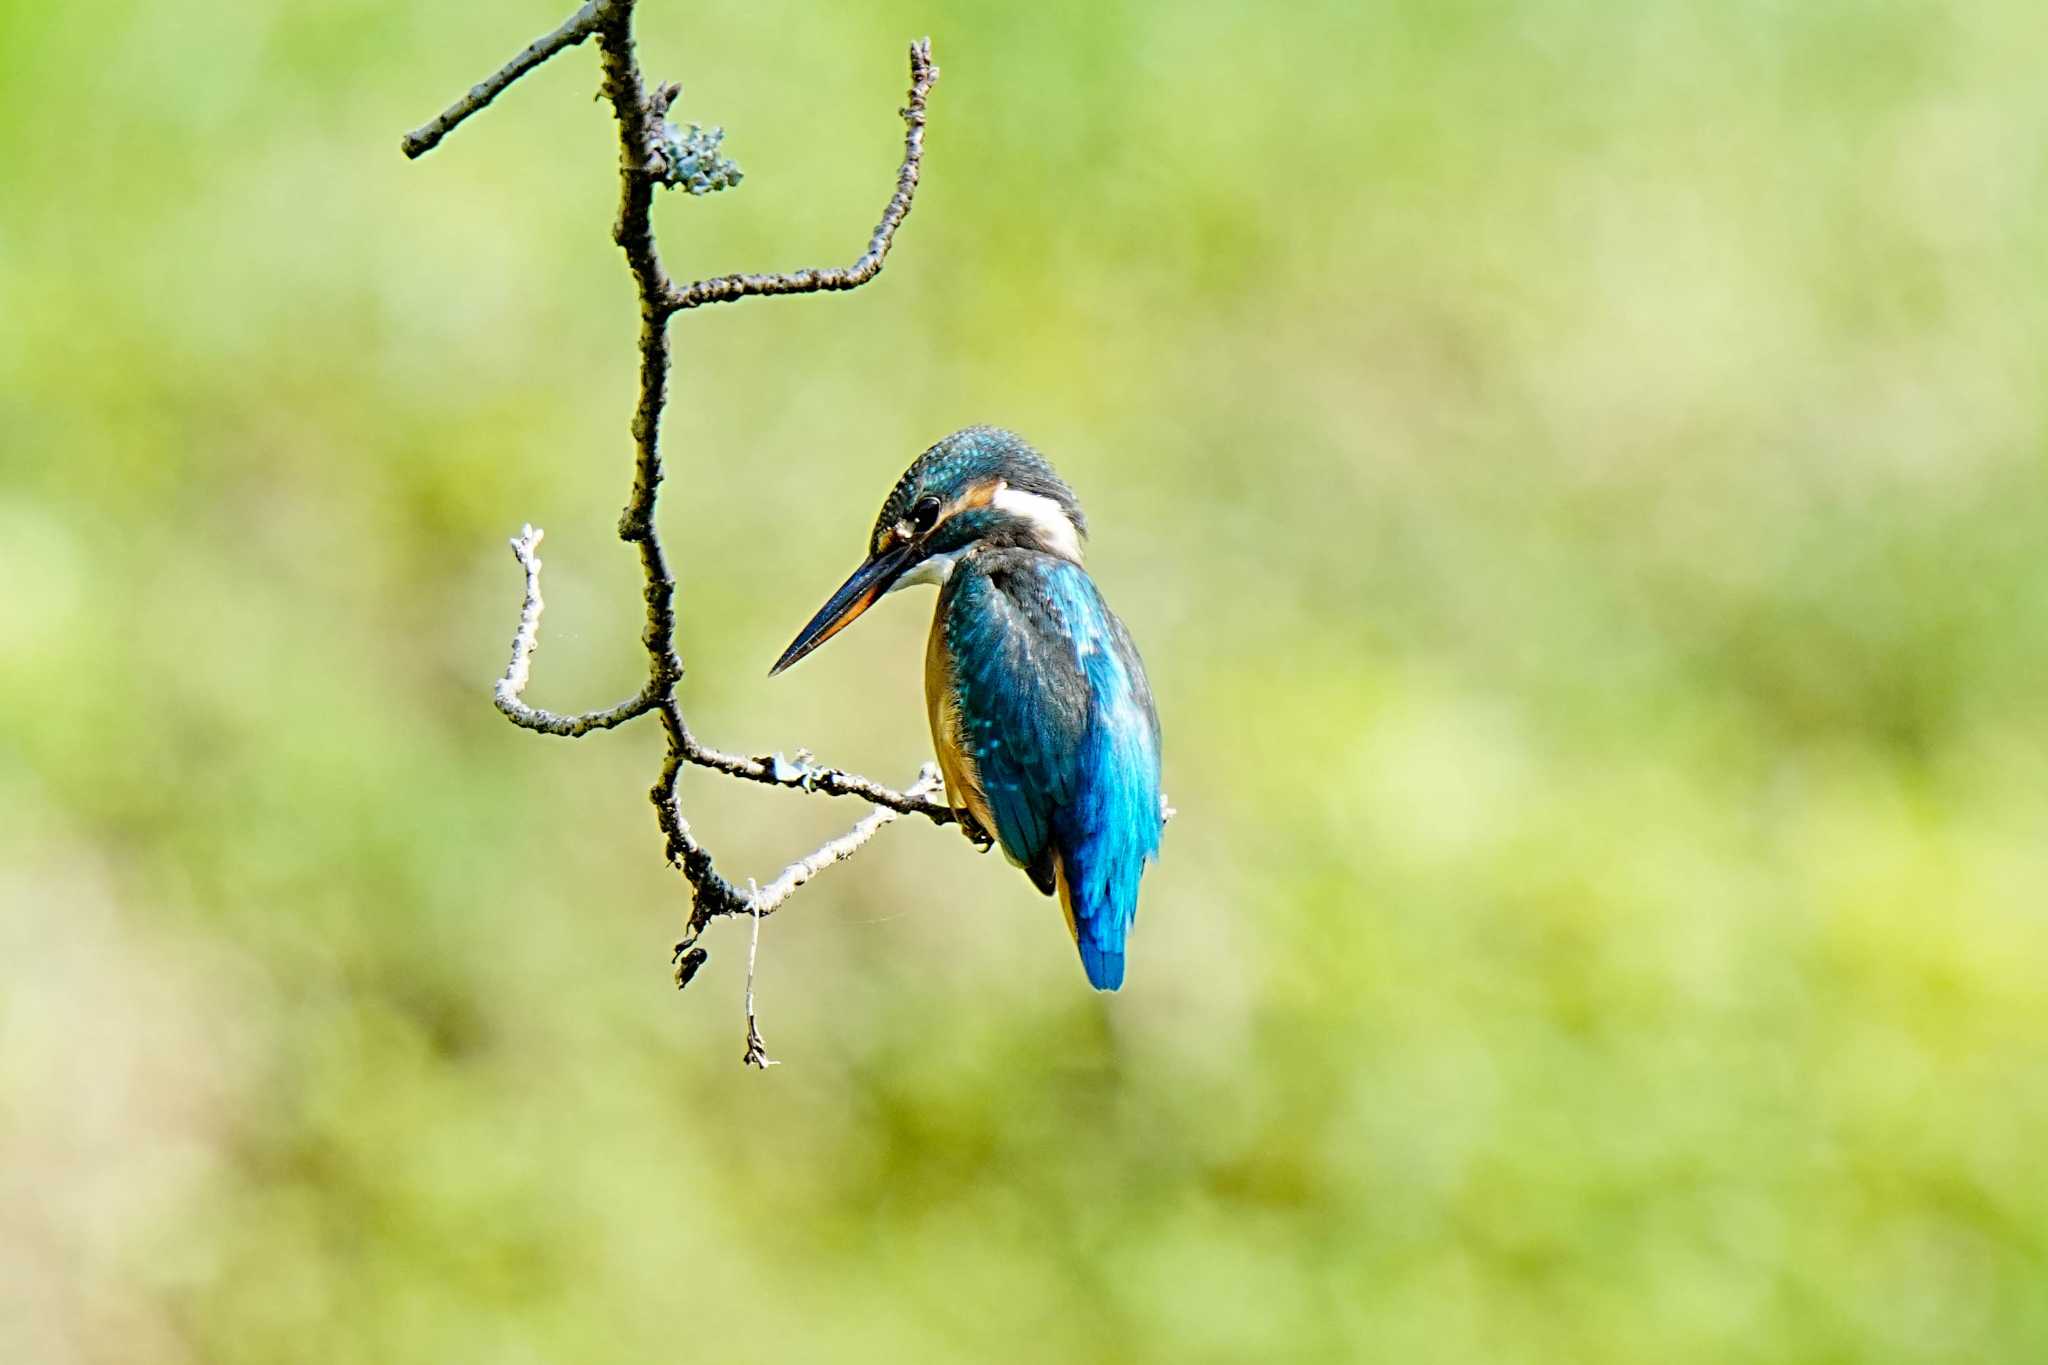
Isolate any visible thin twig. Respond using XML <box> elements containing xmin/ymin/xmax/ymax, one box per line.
<box><xmin>401</xmin><ymin>2</ymin><xmax>606</xmax><ymax>159</ymax></box>
<box><xmin>673</xmin><ymin>761</ymin><xmax>947</xmax><ymax>955</ymax></box>
<box><xmin>750</xmin><ymin>765</ymin><xmax>945</xmax><ymax>916</ymax></box>
<box><xmin>742</xmin><ymin>883</ymin><xmax>778</xmax><ymax>1068</ymax></box>
<box><xmin>664</xmin><ymin>38</ymin><xmax>939</xmax><ymax>314</ymax></box>
<box><xmin>494</xmin><ymin>524</ymin><xmax>656</xmax><ymax>735</ymax></box>
<box><xmin>681</xmin><ymin>738</ymin><xmax>956</xmax><ymax>823</ymax></box>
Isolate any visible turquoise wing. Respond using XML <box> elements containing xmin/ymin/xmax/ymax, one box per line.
<box><xmin>941</xmin><ymin>550</ymin><xmax>1162</xmax><ymax>989</ymax></box>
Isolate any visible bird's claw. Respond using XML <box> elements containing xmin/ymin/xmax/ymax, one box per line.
<box><xmin>958</xmin><ymin>813</ymin><xmax>995</xmax><ymax>852</ymax></box>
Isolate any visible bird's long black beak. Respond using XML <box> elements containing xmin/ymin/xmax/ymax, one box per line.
<box><xmin>769</xmin><ymin>542</ymin><xmax>916</xmax><ymax>676</ymax></box>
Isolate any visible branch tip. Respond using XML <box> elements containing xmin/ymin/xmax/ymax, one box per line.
<box><xmin>399</xmin><ymin>1</ymin><xmax>607</xmax><ymax>159</ymax></box>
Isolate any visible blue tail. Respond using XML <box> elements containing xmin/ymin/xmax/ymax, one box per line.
<box><xmin>1079</xmin><ymin>939</ymin><xmax>1126</xmax><ymax>991</ymax></box>
<box><xmin>1054</xmin><ymin>642</ymin><xmax>1161</xmax><ymax>992</ymax></box>
<box><xmin>1059</xmin><ymin>828</ymin><xmax>1150</xmax><ymax>992</ymax></box>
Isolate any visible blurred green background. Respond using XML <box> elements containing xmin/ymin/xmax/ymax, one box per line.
<box><xmin>5</xmin><ymin>0</ymin><xmax>2046</xmax><ymax>1359</ymax></box>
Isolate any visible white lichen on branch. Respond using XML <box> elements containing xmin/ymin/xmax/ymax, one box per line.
<box><xmin>656</xmin><ymin>119</ymin><xmax>744</xmax><ymax>195</ymax></box>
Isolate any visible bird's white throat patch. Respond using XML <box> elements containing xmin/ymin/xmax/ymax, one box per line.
<box><xmin>991</xmin><ymin>481</ymin><xmax>1084</xmax><ymax>562</ymax></box>
<box><xmin>889</xmin><ymin>547</ymin><xmax>963</xmax><ymax>592</ymax></box>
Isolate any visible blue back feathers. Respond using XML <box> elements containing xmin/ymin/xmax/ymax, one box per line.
<box><xmin>939</xmin><ymin>548</ymin><xmax>1162</xmax><ymax>990</ymax></box>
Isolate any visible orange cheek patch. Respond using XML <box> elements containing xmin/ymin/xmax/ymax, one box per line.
<box><xmin>944</xmin><ymin>480</ymin><xmax>1001</xmax><ymax>520</ymax></box>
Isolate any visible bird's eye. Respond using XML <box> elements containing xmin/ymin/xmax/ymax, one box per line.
<box><xmin>910</xmin><ymin>497</ymin><xmax>942</xmax><ymax>534</ymax></box>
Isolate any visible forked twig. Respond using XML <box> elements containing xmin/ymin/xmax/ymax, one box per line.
<box><xmin>664</xmin><ymin>40</ymin><xmax>937</xmax><ymax>314</ymax></box>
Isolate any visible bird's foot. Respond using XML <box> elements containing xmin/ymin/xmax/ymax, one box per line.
<box><xmin>958</xmin><ymin>812</ymin><xmax>995</xmax><ymax>852</ymax></box>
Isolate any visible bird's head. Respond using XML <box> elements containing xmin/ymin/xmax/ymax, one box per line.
<box><xmin>770</xmin><ymin>427</ymin><xmax>1086</xmax><ymax>675</ymax></box>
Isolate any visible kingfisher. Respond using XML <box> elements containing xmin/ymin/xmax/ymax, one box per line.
<box><xmin>770</xmin><ymin>427</ymin><xmax>1163</xmax><ymax>990</ymax></box>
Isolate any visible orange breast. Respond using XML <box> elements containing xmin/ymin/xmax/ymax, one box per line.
<box><xmin>925</xmin><ymin>609</ymin><xmax>1001</xmax><ymax>853</ymax></box>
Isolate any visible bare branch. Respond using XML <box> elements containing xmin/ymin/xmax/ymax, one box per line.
<box><xmin>651</xmin><ymin>700</ymin><xmax>750</xmax><ymax>922</ymax></box>
<box><xmin>680</xmin><ymin>737</ymin><xmax>957</xmax><ymax>824</ymax></box>
<box><xmin>750</xmin><ymin>765</ymin><xmax>945</xmax><ymax>916</ymax></box>
<box><xmin>493</xmin><ymin>524</ymin><xmax>656</xmax><ymax>735</ymax></box>
<box><xmin>401</xmin><ymin>2</ymin><xmax>606</xmax><ymax>159</ymax></box>
<box><xmin>664</xmin><ymin>39</ymin><xmax>939</xmax><ymax>314</ymax></box>
<box><xmin>407</xmin><ymin>1</ymin><xmax>949</xmax><ymax>1057</ymax></box>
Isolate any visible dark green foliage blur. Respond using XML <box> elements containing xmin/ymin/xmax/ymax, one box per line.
<box><xmin>3</xmin><ymin>1</ymin><xmax>2044</xmax><ymax>1360</ymax></box>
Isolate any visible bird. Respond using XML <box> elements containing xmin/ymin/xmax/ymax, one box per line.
<box><xmin>770</xmin><ymin>427</ymin><xmax>1163</xmax><ymax>990</ymax></box>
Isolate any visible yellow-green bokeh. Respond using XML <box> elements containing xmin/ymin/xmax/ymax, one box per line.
<box><xmin>3</xmin><ymin>1</ymin><xmax>2044</xmax><ymax>1360</ymax></box>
